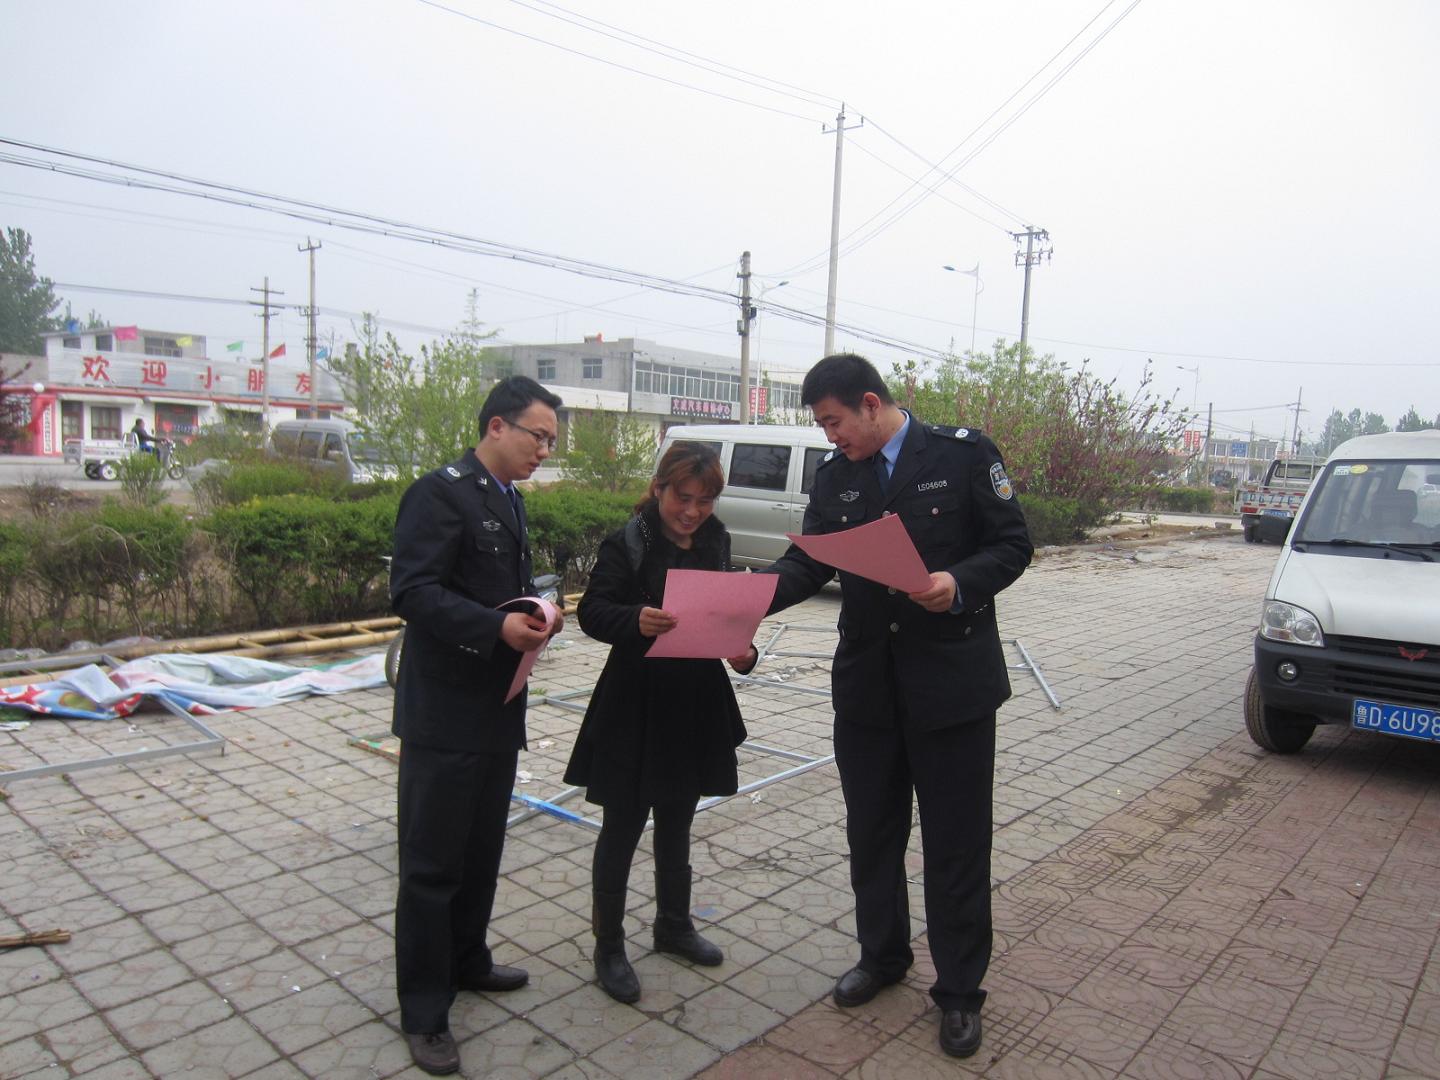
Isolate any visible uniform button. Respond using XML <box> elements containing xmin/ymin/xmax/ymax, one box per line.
<box><xmin>931</xmin><ymin>507</ymin><xmax>939</xmax><ymax>515</ymax></box>
<box><xmin>840</xmin><ymin>514</ymin><xmax>848</xmax><ymax>523</ymax></box>
<box><xmin>887</xmin><ymin>587</ymin><xmax>897</xmax><ymax>595</ymax></box>
<box><xmin>964</xmin><ymin>627</ymin><xmax>972</xmax><ymax>637</ymax></box>
<box><xmin>882</xmin><ymin>510</ymin><xmax>893</xmax><ymax>517</ymax></box>
<box><xmin>889</xmin><ymin>622</ymin><xmax>900</xmax><ymax>633</ymax></box>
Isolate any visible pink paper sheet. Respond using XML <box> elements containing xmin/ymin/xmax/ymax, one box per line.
<box><xmin>497</xmin><ymin>596</ymin><xmax>562</xmax><ymax>702</ymax></box>
<box><xmin>786</xmin><ymin>513</ymin><xmax>932</xmax><ymax>593</ymax></box>
<box><xmin>645</xmin><ymin>569</ymin><xmax>779</xmax><ymax>660</ymax></box>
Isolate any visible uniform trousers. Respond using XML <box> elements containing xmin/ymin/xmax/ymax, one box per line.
<box><xmin>834</xmin><ymin>698</ymin><xmax>996</xmax><ymax>1013</ymax></box>
<box><xmin>396</xmin><ymin>741</ymin><xmax>518</xmax><ymax>1034</ymax></box>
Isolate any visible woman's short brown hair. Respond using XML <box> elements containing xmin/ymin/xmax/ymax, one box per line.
<box><xmin>635</xmin><ymin>442</ymin><xmax>725</xmax><ymax>514</ymax></box>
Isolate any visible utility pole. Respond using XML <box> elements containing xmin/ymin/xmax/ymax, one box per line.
<box><xmin>822</xmin><ymin>105</ymin><xmax>862</xmax><ymax>356</ymax></box>
<box><xmin>737</xmin><ymin>251</ymin><xmax>754</xmax><ymax>423</ymax></box>
<box><xmin>1009</xmin><ymin>226</ymin><xmax>1052</xmax><ymax>376</ymax></box>
<box><xmin>299</xmin><ymin>238</ymin><xmax>321</xmax><ymax>417</ymax></box>
<box><xmin>1292</xmin><ymin>387</ymin><xmax>1304</xmax><ymax>455</ymax></box>
<box><xmin>1202</xmin><ymin>402</ymin><xmax>1214</xmax><ymax>482</ymax></box>
<box><xmin>249</xmin><ymin>276</ymin><xmax>284</xmax><ymax>434</ymax></box>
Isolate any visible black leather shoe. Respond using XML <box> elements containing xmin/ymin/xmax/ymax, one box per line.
<box><xmin>405</xmin><ymin>1030</ymin><xmax>460</xmax><ymax>1075</ymax></box>
<box><xmin>459</xmin><ymin>964</ymin><xmax>529</xmax><ymax>992</ymax></box>
<box><xmin>832</xmin><ymin>966</ymin><xmax>899</xmax><ymax>1007</ymax></box>
<box><xmin>939</xmin><ymin>1010</ymin><xmax>982</xmax><ymax>1058</ymax></box>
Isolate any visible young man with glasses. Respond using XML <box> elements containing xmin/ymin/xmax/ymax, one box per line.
<box><xmin>388</xmin><ymin>375</ymin><xmax>564</xmax><ymax>1074</ymax></box>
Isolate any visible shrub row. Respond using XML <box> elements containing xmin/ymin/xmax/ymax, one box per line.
<box><xmin>0</xmin><ymin>459</ymin><xmax>1119</xmax><ymax>652</ymax></box>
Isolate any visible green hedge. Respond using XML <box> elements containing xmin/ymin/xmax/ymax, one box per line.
<box><xmin>207</xmin><ymin>492</ymin><xmax>400</xmax><ymax>625</ymax></box>
<box><xmin>1020</xmin><ymin>495</ymin><xmax>1111</xmax><ymax>548</ymax></box>
<box><xmin>192</xmin><ymin>458</ymin><xmax>348</xmax><ymax>510</ymax></box>
<box><xmin>523</xmin><ymin>483</ymin><xmax>638</xmax><ymax>589</ymax></box>
<box><xmin>1145</xmin><ymin>486</ymin><xmax>1222</xmax><ymax>513</ymax></box>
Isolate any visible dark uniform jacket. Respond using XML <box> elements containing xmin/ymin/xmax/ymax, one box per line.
<box><xmin>390</xmin><ymin>451</ymin><xmax>536</xmax><ymax>753</ymax></box>
<box><xmin>769</xmin><ymin>419</ymin><xmax>1033</xmax><ymax>731</ymax></box>
<box><xmin>563</xmin><ymin>510</ymin><xmax>748</xmax><ymax>806</ymax></box>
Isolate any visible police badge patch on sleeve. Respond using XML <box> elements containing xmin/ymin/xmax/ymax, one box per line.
<box><xmin>989</xmin><ymin>462</ymin><xmax>1014</xmax><ymax>500</ymax></box>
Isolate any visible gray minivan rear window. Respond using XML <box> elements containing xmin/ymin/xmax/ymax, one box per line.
<box><xmin>730</xmin><ymin>443</ymin><xmax>790</xmax><ymax>491</ymax></box>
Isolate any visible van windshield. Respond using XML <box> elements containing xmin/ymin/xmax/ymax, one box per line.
<box><xmin>345</xmin><ymin>431</ymin><xmax>394</xmax><ymax>464</ymax></box>
<box><xmin>1294</xmin><ymin>460</ymin><xmax>1440</xmax><ymax>547</ymax></box>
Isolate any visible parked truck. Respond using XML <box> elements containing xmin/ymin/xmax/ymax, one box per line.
<box><xmin>1235</xmin><ymin>456</ymin><xmax>1324</xmax><ymax>543</ymax></box>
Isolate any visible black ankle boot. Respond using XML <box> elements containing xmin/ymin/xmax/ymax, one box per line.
<box><xmin>592</xmin><ymin>890</ymin><xmax>640</xmax><ymax>1003</ymax></box>
<box><xmin>653</xmin><ymin>867</ymin><xmax>723</xmax><ymax>967</ymax></box>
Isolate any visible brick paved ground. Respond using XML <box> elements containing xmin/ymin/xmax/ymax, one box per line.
<box><xmin>1</xmin><ymin>533</ymin><xmax>1437</xmax><ymax>1078</ymax></box>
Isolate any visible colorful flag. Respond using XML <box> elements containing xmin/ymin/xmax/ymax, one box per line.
<box><xmin>316</xmin><ymin>346</ymin><xmax>330</xmax><ymax>361</ymax></box>
<box><xmin>114</xmin><ymin>325</ymin><xmax>139</xmax><ymax>342</ymax></box>
<box><xmin>269</xmin><ymin>343</ymin><xmax>286</xmax><ymax>359</ymax></box>
<box><xmin>64</xmin><ymin>318</ymin><xmax>81</xmax><ymax>333</ymax></box>
<box><xmin>226</xmin><ymin>341</ymin><xmax>244</xmax><ymax>352</ymax></box>
<box><xmin>176</xmin><ymin>335</ymin><xmax>193</xmax><ymax>347</ymax></box>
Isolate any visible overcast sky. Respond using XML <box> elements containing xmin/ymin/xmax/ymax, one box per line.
<box><xmin>3</xmin><ymin>0</ymin><xmax>1437</xmax><ymax>446</ymax></box>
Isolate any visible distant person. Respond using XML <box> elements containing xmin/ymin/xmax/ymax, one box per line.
<box><xmin>131</xmin><ymin>417</ymin><xmax>156</xmax><ymax>453</ymax></box>
<box><xmin>388</xmin><ymin>375</ymin><xmax>564</xmax><ymax>1076</ymax></box>
<box><xmin>761</xmin><ymin>353</ymin><xmax>1033</xmax><ymax>1060</ymax></box>
<box><xmin>563</xmin><ymin>443</ymin><xmax>759</xmax><ymax>1003</ymax></box>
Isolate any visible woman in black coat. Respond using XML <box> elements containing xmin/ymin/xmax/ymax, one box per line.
<box><xmin>563</xmin><ymin>443</ymin><xmax>758</xmax><ymax>1003</ymax></box>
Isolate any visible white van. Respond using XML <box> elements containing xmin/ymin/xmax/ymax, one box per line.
<box><xmin>1246</xmin><ymin>429</ymin><xmax>1440</xmax><ymax>753</ymax></box>
<box><xmin>268</xmin><ymin>418</ymin><xmax>400</xmax><ymax>483</ymax></box>
<box><xmin>657</xmin><ymin>424</ymin><xmax>833</xmax><ymax>568</ymax></box>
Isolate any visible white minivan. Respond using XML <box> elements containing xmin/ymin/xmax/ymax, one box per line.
<box><xmin>1246</xmin><ymin>429</ymin><xmax>1440</xmax><ymax>753</ymax></box>
<box><xmin>657</xmin><ymin>424</ymin><xmax>833</xmax><ymax>568</ymax></box>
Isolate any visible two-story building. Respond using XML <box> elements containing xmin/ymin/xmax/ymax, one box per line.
<box><xmin>482</xmin><ymin>335</ymin><xmax>807</xmax><ymax>442</ymax></box>
<box><xmin>3</xmin><ymin>326</ymin><xmax>345</xmax><ymax>455</ymax></box>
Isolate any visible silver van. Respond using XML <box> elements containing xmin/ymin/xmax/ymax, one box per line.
<box><xmin>269</xmin><ymin>418</ymin><xmax>400</xmax><ymax>483</ymax></box>
<box><xmin>658</xmin><ymin>424</ymin><xmax>833</xmax><ymax>568</ymax></box>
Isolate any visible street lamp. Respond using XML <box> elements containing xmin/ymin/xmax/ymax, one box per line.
<box><xmin>751</xmin><ymin>280</ymin><xmax>788</xmax><ymax>418</ymax></box>
<box><xmin>1176</xmin><ymin>364</ymin><xmax>1199</xmax><ymax>412</ymax></box>
<box><xmin>942</xmin><ymin>263</ymin><xmax>983</xmax><ymax>358</ymax></box>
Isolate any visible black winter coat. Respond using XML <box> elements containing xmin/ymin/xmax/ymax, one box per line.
<box><xmin>563</xmin><ymin>510</ymin><xmax>748</xmax><ymax>806</ymax></box>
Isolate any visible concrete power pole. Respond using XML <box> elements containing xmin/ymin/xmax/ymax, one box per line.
<box><xmin>249</xmin><ymin>276</ymin><xmax>284</xmax><ymax>434</ymax></box>
<box><xmin>1009</xmin><ymin>226</ymin><xmax>1052</xmax><ymax>376</ymax></box>
<box><xmin>737</xmin><ymin>251</ymin><xmax>754</xmax><ymax>423</ymax></box>
<box><xmin>299</xmin><ymin>238</ymin><xmax>322</xmax><ymax>417</ymax></box>
<box><xmin>1292</xmin><ymin>387</ymin><xmax>1304</xmax><ymax>455</ymax></box>
<box><xmin>822</xmin><ymin>105</ymin><xmax>862</xmax><ymax>356</ymax></box>
<box><xmin>1202</xmin><ymin>402</ymin><xmax>1213</xmax><ymax>482</ymax></box>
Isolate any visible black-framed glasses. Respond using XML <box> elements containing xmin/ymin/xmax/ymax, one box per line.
<box><xmin>503</xmin><ymin>418</ymin><xmax>558</xmax><ymax>451</ymax></box>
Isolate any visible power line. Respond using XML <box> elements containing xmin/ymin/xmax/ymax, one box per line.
<box><xmin>412</xmin><ymin>0</ymin><xmax>823</xmax><ymax>124</ymax></box>
<box><xmin>779</xmin><ymin>0</ymin><xmax>1143</xmax><ymax>278</ymax></box>
<box><xmin>500</xmin><ymin>0</ymin><xmax>839</xmax><ymax>111</ymax></box>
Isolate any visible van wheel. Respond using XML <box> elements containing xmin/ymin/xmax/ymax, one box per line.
<box><xmin>83</xmin><ymin>463</ymin><xmax>100</xmax><ymax>479</ymax></box>
<box><xmin>384</xmin><ymin>629</ymin><xmax>404</xmax><ymax>689</ymax></box>
<box><xmin>1243</xmin><ymin>523</ymin><xmax>1259</xmax><ymax>543</ymax></box>
<box><xmin>98</xmin><ymin>461</ymin><xmax>118</xmax><ymax>481</ymax></box>
<box><xmin>1244</xmin><ymin>668</ymin><xmax>1315</xmax><ymax>753</ymax></box>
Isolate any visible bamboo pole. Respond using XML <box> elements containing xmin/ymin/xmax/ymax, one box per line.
<box><xmin>0</xmin><ymin>929</ymin><xmax>71</xmax><ymax>949</ymax></box>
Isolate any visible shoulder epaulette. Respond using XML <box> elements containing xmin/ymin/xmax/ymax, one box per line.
<box><xmin>929</xmin><ymin>424</ymin><xmax>981</xmax><ymax>443</ymax></box>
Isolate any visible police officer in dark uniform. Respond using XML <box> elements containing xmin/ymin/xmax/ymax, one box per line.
<box><xmin>765</xmin><ymin>353</ymin><xmax>1032</xmax><ymax>1060</ymax></box>
<box><xmin>389</xmin><ymin>376</ymin><xmax>564</xmax><ymax>1075</ymax></box>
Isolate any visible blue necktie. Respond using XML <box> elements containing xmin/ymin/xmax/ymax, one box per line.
<box><xmin>873</xmin><ymin>452</ymin><xmax>890</xmax><ymax>493</ymax></box>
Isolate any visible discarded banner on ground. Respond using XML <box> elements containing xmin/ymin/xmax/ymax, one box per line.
<box><xmin>0</xmin><ymin>653</ymin><xmax>386</xmax><ymax>721</ymax></box>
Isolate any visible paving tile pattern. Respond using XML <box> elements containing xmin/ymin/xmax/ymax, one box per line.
<box><xmin>0</xmin><ymin>535</ymin><xmax>1436</xmax><ymax>1078</ymax></box>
